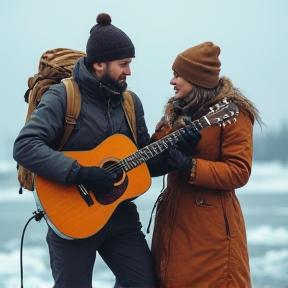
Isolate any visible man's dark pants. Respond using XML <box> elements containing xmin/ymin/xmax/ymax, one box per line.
<box><xmin>46</xmin><ymin>201</ymin><xmax>158</xmax><ymax>288</ymax></box>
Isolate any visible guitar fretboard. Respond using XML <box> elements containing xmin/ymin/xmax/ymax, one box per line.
<box><xmin>121</xmin><ymin>117</ymin><xmax>209</xmax><ymax>172</ymax></box>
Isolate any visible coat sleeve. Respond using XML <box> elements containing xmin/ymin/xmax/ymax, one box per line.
<box><xmin>190</xmin><ymin>112</ymin><xmax>253</xmax><ymax>190</ymax></box>
<box><xmin>13</xmin><ymin>84</ymin><xmax>77</xmax><ymax>185</ymax></box>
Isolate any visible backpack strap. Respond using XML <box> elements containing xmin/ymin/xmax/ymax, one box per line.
<box><xmin>59</xmin><ymin>78</ymin><xmax>81</xmax><ymax>150</ymax></box>
<box><xmin>122</xmin><ymin>91</ymin><xmax>137</xmax><ymax>144</ymax></box>
<box><xmin>57</xmin><ymin>84</ymin><xmax>134</xmax><ymax>150</ymax></box>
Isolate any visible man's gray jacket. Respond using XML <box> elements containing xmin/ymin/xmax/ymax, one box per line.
<box><xmin>13</xmin><ymin>57</ymin><xmax>157</xmax><ymax>185</ymax></box>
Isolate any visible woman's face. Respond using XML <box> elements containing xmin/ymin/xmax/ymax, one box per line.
<box><xmin>170</xmin><ymin>71</ymin><xmax>193</xmax><ymax>99</ymax></box>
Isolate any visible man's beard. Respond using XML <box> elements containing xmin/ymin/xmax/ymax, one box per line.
<box><xmin>100</xmin><ymin>74</ymin><xmax>128</xmax><ymax>93</ymax></box>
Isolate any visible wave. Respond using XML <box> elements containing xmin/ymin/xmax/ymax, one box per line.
<box><xmin>247</xmin><ymin>225</ymin><xmax>288</xmax><ymax>246</ymax></box>
<box><xmin>250</xmin><ymin>249</ymin><xmax>288</xmax><ymax>281</ymax></box>
<box><xmin>0</xmin><ymin>160</ymin><xmax>17</xmax><ymax>173</ymax></box>
<box><xmin>0</xmin><ymin>187</ymin><xmax>33</xmax><ymax>203</ymax></box>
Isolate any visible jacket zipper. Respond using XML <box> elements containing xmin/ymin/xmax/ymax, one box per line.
<box><xmin>224</xmin><ymin>210</ymin><xmax>230</xmax><ymax>238</ymax></box>
<box><xmin>106</xmin><ymin>98</ymin><xmax>113</xmax><ymax>135</ymax></box>
<box><xmin>221</xmin><ymin>194</ymin><xmax>230</xmax><ymax>239</ymax></box>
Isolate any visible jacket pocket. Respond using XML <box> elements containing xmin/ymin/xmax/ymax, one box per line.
<box><xmin>195</xmin><ymin>197</ymin><xmax>218</xmax><ymax>207</ymax></box>
<box><xmin>193</xmin><ymin>195</ymin><xmax>228</xmax><ymax>239</ymax></box>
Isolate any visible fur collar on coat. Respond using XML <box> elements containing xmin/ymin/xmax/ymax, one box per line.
<box><xmin>161</xmin><ymin>77</ymin><xmax>262</xmax><ymax>130</ymax></box>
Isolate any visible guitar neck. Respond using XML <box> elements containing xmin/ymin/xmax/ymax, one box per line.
<box><xmin>121</xmin><ymin>116</ymin><xmax>211</xmax><ymax>172</ymax></box>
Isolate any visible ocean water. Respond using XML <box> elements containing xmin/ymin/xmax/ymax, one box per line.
<box><xmin>0</xmin><ymin>161</ymin><xmax>287</xmax><ymax>288</ymax></box>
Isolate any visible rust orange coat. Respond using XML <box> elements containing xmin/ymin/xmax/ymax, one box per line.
<box><xmin>152</xmin><ymin>78</ymin><xmax>254</xmax><ymax>288</ymax></box>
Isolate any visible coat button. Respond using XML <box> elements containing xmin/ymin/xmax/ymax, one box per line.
<box><xmin>195</xmin><ymin>198</ymin><xmax>206</xmax><ymax>205</ymax></box>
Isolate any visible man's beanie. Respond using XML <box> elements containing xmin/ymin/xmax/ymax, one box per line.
<box><xmin>86</xmin><ymin>13</ymin><xmax>135</xmax><ymax>63</ymax></box>
<box><xmin>172</xmin><ymin>42</ymin><xmax>221</xmax><ymax>88</ymax></box>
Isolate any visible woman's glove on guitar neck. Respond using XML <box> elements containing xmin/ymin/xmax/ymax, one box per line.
<box><xmin>74</xmin><ymin>166</ymin><xmax>115</xmax><ymax>195</ymax></box>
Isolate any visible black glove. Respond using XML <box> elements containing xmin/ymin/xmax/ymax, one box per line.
<box><xmin>74</xmin><ymin>166</ymin><xmax>115</xmax><ymax>196</ymax></box>
<box><xmin>168</xmin><ymin>148</ymin><xmax>194</xmax><ymax>170</ymax></box>
<box><xmin>173</xmin><ymin>125</ymin><xmax>202</xmax><ymax>155</ymax></box>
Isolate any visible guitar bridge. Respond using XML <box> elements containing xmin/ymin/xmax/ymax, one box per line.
<box><xmin>76</xmin><ymin>184</ymin><xmax>94</xmax><ymax>207</ymax></box>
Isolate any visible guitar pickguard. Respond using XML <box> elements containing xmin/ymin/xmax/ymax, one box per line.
<box><xmin>95</xmin><ymin>176</ymin><xmax>129</xmax><ymax>205</ymax></box>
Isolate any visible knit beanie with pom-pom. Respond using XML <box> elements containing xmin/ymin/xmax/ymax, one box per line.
<box><xmin>86</xmin><ymin>13</ymin><xmax>135</xmax><ymax>64</ymax></box>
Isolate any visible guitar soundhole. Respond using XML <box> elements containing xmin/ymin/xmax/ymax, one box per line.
<box><xmin>96</xmin><ymin>160</ymin><xmax>129</xmax><ymax>205</ymax></box>
<box><xmin>102</xmin><ymin>160</ymin><xmax>124</xmax><ymax>184</ymax></box>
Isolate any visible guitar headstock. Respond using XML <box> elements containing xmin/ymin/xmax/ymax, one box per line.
<box><xmin>206</xmin><ymin>98</ymin><xmax>239</xmax><ymax>127</ymax></box>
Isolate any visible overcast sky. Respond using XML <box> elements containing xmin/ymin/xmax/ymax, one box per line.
<box><xmin>0</xmin><ymin>0</ymin><xmax>287</xmax><ymax>162</ymax></box>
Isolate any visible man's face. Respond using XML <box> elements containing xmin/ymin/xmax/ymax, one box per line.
<box><xmin>94</xmin><ymin>58</ymin><xmax>133</xmax><ymax>93</ymax></box>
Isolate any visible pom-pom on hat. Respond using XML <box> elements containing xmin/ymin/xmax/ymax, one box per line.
<box><xmin>86</xmin><ymin>13</ymin><xmax>135</xmax><ymax>64</ymax></box>
<box><xmin>172</xmin><ymin>42</ymin><xmax>221</xmax><ymax>89</ymax></box>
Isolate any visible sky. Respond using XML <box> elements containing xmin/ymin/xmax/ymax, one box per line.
<box><xmin>0</xmin><ymin>0</ymin><xmax>288</xmax><ymax>163</ymax></box>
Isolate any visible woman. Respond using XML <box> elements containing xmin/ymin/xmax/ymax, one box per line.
<box><xmin>151</xmin><ymin>42</ymin><xmax>262</xmax><ymax>288</ymax></box>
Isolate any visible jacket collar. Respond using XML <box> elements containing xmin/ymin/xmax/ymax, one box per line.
<box><xmin>74</xmin><ymin>57</ymin><xmax>123</xmax><ymax>106</ymax></box>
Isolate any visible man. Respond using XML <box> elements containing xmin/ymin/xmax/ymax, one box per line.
<box><xmin>13</xmin><ymin>13</ymin><xmax>201</xmax><ymax>288</ymax></box>
<box><xmin>14</xmin><ymin>13</ymin><xmax>159</xmax><ymax>288</ymax></box>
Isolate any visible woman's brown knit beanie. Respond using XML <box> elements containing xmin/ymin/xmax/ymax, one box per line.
<box><xmin>172</xmin><ymin>42</ymin><xmax>221</xmax><ymax>88</ymax></box>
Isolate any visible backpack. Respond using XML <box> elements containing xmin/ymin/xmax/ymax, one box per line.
<box><xmin>17</xmin><ymin>48</ymin><xmax>137</xmax><ymax>192</ymax></box>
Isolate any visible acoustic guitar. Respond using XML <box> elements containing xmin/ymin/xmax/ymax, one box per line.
<box><xmin>34</xmin><ymin>98</ymin><xmax>239</xmax><ymax>239</ymax></box>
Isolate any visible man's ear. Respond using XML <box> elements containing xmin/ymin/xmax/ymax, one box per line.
<box><xmin>92</xmin><ymin>63</ymin><xmax>105</xmax><ymax>78</ymax></box>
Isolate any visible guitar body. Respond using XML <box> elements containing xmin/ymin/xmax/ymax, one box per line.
<box><xmin>34</xmin><ymin>134</ymin><xmax>151</xmax><ymax>240</ymax></box>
